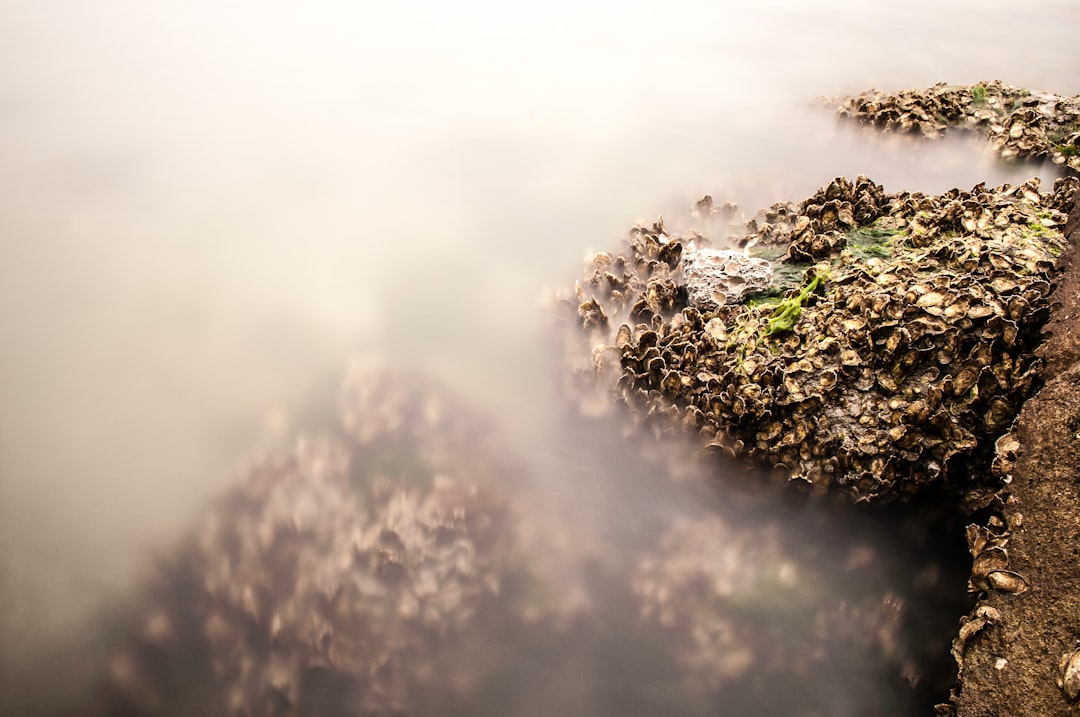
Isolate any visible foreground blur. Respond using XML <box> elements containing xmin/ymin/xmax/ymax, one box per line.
<box><xmin>1</xmin><ymin>0</ymin><xmax>1078</xmax><ymax>713</ymax></box>
<box><xmin>81</xmin><ymin>365</ymin><xmax>965</xmax><ymax>716</ymax></box>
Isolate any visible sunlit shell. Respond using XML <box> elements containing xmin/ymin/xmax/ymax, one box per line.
<box><xmin>972</xmin><ymin>547</ymin><xmax>1009</xmax><ymax>578</ymax></box>
<box><xmin>840</xmin><ymin>349</ymin><xmax>861</xmax><ymax>366</ymax></box>
<box><xmin>986</xmin><ymin>570</ymin><xmax>1029</xmax><ymax>594</ymax></box>
<box><xmin>1058</xmin><ymin>648</ymin><xmax>1080</xmax><ymax>701</ymax></box>
<box><xmin>951</xmin><ymin>365</ymin><xmax>979</xmax><ymax>396</ymax></box>
<box><xmin>956</xmin><ymin>604</ymin><xmax>1001</xmax><ymax>642</ymax></box>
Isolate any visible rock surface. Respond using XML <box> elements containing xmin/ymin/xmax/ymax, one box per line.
<box><xmin>681</xmin><ymin>247</ymin><xmax>773</xmax><ymax>307</ymax></box>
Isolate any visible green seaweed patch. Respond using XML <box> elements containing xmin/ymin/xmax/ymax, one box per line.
<box><xmin>748</xmin><ymin>244</ymin><xmax>814</xmax><ymax>293</ymax></box>
<box><xmin>765</xmin><ymin>270</ymin><xmax>825</xmax><ymax>337</ymax></box>
<box><xmin>970</xmin><ymin>83</ymin><xmax>988</xmax><ymax>105</ymax></box>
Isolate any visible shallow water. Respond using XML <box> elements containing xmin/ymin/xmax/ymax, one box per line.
<box><xmin>1</xmin><ymin>0</ymin><xmax>1078</xmax><ymax>712</ymax></box>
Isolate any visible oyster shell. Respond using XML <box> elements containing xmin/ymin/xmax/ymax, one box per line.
<box><xmin>90</xmin><ymin>367</ymin><xmax>524</xmax><ymax>717</ymax></box>
<box><xmin>1058</xmin><ymin>647</ymin><xmax>1080</xmax><ymax>701</ymax></box>
<box><xmin>831</xmin><ymin>81</ymin><xmax>1080</xmax><ymax>173</ymax></box>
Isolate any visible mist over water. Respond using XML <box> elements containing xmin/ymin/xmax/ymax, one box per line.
<box><xmin>1</xmin><ymin>0</ymin><xmax>1079</xmax><ymax>713</ymax></box>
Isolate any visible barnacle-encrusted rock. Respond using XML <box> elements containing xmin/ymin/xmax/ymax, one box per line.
<box><xmin>562</xmin><ymin>175</ymin><xmax>1077</xmax><ymax>502</ymax></box>
<box><xmin>90</xmin><ymin>367</ymin><xmax>520</xmax><ymax>717</ymax></box>
<box><xmin>831</xmin><ymin>81</ymin><xmax>1080</xmax><ymax>173</ymax></box>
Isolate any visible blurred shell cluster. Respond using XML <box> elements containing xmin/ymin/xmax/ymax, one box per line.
<box><xmin>831</xmin><ymin>80</ymin><xmax>1080</xmax><ymax>172</ymax></box>
<box><xmin>84</xmin><ymin>360</ymin><xmax>955</xmax><ymax>716</ymax></box>
<box><xmin>632</xmin><ymin>514</ymin><xmax>909</xmax><ymax>710</ymax></box>
<box><xmin>92</xmin><ymin>366</ymin><xmax>520</xmax><ymax>717</ymax></box>
<box><xmin>563</xmin><ymin>175</ymin><xmax>1077</xmax><ymax>502</ymax></box>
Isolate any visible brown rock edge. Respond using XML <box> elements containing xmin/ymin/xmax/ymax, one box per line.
<box><xmin>952</xmin><ymin>190</ymin><xmax>1080</xmax><ymax>715</ymax></box>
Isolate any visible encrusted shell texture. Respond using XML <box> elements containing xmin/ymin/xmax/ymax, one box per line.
<box><xmin>831</xmin><ymin>81</ymin><xmax>1080</xmax><ymax>173</ymax></box>
<box><xmin>564</xmin><ymin>175</ymin><xmax>1076</xmax><ymax>502</ymax></box>
<box><xmin>93</xmin><ymin>368</ymin><xmax>519</xmax><ymax>717</ymax></box>
<box><xmin>632</xmin><ymin>514</ymin><xmax>908</xmax><ymax>711</ymax></box>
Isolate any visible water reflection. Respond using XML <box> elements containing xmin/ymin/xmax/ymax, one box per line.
<box><xmin>0</xmin><ymin>0</ymin><xmax>1077</xmax><ymax>713</ymax></box>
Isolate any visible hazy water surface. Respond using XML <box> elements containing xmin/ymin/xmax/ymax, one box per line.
<box><xmin>1</xmin><ymin>0</ymin><xmax>1078</xmax><ymax>712</ymax></box>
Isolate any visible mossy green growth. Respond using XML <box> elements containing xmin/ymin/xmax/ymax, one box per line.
<box><xmin>765</xmin><ymin>271</ymin><xmax>824</xmax><ymax>337</ymax></box>
<box><xmin>765</xmin><ymin>260</ymin><xmax>814</xmax><ymax>293</ymax></box>
<box><xmin>745</xmin><ymin>288</ymin><xmax>786</xmax><ymax>307</ymax></box>
<box><xmin>846</xmin><ymin>224</ymin><xmax>901</xmax><ymax>259</ymax></box>
<box><xmin>971</xmin><ymin>83</ymin><xmax>988</xmax><ymax>105</ymax></box>
<box><xmin>750</xmin><ymin>244</ymin><xmax>790</xmax><ymax>263</ymax></box>
<box><xmin>1026</xmin><ymin>221</ymin><xmax>1050</xmax><ymax>236</ymax></box>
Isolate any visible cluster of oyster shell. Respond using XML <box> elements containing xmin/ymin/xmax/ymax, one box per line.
<box><xmin>91</xmin><ymin>367</ymin><xmax>521</xmax><ymax>717</ymax></box>
<box><xmin>1060</xmin><ymin>647</ymin><xmax>1080</xmax><ymax>703</ymax></box>
<box><xmin>949</xmin><ymin>432</ymin><xmax>1028</xmax><ymax>677</ymax></box>
<box><xmin>831</xmin><ymin>81</ymin><xmax>1080</xmax><ymax>172</ymax></box>
<box><xmin>631</xmin><ymin>513</ymin><xmax>916</xmax><ymax>715</ymax></box>
<box><xmin>946</xmin><ymin>507</ymin><xmax>1028</xmax><ymax>699</ymax></box>
<box><xmin>938</xmin><ymin>401</ymin><xmax>1071</xmax><ymax>713</ymax></box>
<box><xmin>564</xmin><ymin>175</ymin><xmax>1076</xmax><ymax>502</ymax></box>
<box><xmin>86</xmin><ymin>362</ymin><xmax>953</xmax><ymax>717</ymax></box>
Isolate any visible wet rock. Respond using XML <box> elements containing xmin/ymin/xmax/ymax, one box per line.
<box><xmin>631</xmin><ymin>513</ymin><xmax>914</xmax><ymax>716</ymax></box>
<box><xmin>76</xmin><ymin>361</ymin><xmax>958</xmax><ymax>717</ymax></box>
